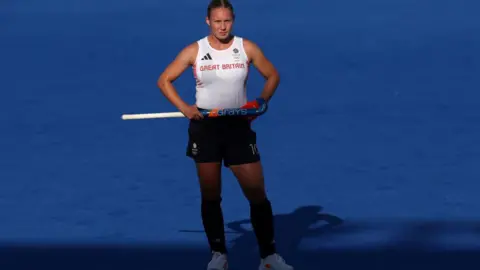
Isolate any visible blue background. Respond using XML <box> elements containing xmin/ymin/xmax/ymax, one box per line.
<box><xmin>1</xmin><ymin>0</ymin><xmax>480</xmax><ymax>269</ymax></box>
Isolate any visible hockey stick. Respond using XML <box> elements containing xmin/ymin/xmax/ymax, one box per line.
<box><xmin>121</xmin><ymin>102</ymin><xmax>268</xmax><ymax>120</ymax></box>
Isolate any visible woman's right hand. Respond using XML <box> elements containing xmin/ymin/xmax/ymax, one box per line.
<box><xmin>181</xmin><ymin>104</ymin><xmax>204</xmax><ymax>120</ymax></box>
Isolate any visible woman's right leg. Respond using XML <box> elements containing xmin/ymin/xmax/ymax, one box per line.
<box><xmin>186</xmin><ymin>118</ymin><xmax>228</xmax><ymax>268</ymax></box>
<box><xmin>196</xmin><ymin>161</ymin><xmax>228</xmax><ymax>255</ymax></box>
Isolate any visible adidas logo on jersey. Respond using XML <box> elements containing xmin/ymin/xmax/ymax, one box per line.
<box><xmin>201</xmin><ymin>53</ymin><xmax>213</xmax><ymax>60</ymax></box>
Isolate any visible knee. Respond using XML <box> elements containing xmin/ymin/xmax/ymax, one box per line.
<box><xmin>201</xmin><ymin>196</ymin><xmax>222</xmax><ymax>207</ymax></box>
<box><xmin>200</xmin><ymin>183</ymin><xmax>222</xmax><ymax>201</ymax></box>
<box><xmin>238</xmin><ymin>177</ymin><xmax>266</xmax><ymax>203</ymax></box>
<box><xmin>202</xmin><ymin>193</ymin><xmax>221</xmax><ymax>201</ymax></box>
<box><xmin>200</xmin><ymin>187</ymin><xmax>221</xmax><ymax>201</ymax></box>
<box><xmin>196</xmin><ymin>162</ymin><xmax>222</xmax><ymax>201</ymax></box>
<box><xmin>243</xmin><ymin>186</ymin><xmax>267</xmax><ymax>204</ymax></box>
<box><xmin>198</xmin><ymin>177</ymin><xmax>221</xmax><ymax>201</ymax></box>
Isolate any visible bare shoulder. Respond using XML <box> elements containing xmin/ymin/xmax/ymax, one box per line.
<box><xmin>242</xmin><ymin>38</ymin><xmax>268</xmax><ymax>64</ymax></box>
<box><xmin>175</xmin><ymin>41</ymin><xmax>199</xmax><ymax>65</ymax></box>
<box><xmin>184</xmin><ymin>41</ymin><xmax>199</xmax><ymax>54</ymax></box>
<box><xmin>241</xmin><ymin>37</ymin><xmax>278</xmax><ymax>79</ymax></box>
<box><xmin>242</xmin><ymin>38</ymin><xmax>263</xmax><ymax>55</ymax></box>
<box><xmin>158</xmin><ymin>41</ymin><xmax>199</xmax><ymax>82</ymax></box>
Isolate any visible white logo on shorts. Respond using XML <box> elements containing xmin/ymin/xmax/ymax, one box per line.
<box><xmin>249</xmin><ymin>144</ymin><xmax>259</xmax><ymax>155</ymax></box>
<box><xmin>192</xmin><ymin>142</ymin><xmax>198</xmax><ymax>156</ymax></box>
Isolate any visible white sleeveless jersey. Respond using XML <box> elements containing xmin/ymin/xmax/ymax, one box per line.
<box><xmin>192</xmin><ymin>36</ymin><xmax>249</xmax><ymax>109</ymax></box>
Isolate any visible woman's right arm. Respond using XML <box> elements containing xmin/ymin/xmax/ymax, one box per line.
<box><xmin>157</xmin><ymin>43</ymin><xmax>203</xmax><ymax>119</ymax></box>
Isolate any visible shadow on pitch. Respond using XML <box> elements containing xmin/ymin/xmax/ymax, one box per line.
<box><xmin>2</xmin><ymin>205</ymin><xmax>480</xmax><ymax>270</ymax></box>
<box><xmin>0</xmin><ymin>205</ymin><xmax>343</xmax><ymax>270</ymax></box>
<box><xmin>179</xmin><ymin>205</ymin><xmax>344</xmax><ymax>268</ymax></box>
<box><xmin>226</xmin><ymin>205</ymin><xmax>343</xmax><ymax>253</ymax></box>
<box><xmin>225</xmin><ymin>205</ymin><xmax>344</xmax><ymax>269</ymax></box>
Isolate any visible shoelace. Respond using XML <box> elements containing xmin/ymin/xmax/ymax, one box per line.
<box><xmin>212</xmin><ymin>252</ymin><xmax>224</xmax><ymax>260</ymax></box>
<box><xmin>274</xmin><ymin>254</ymin><xmax>286</xmax><ymax>264</ymax></box>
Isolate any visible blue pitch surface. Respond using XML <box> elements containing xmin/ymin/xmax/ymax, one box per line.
<box><xmin>1</xmin><ymin>0</ymin><xmax>480</xmax><ymax>269</ymax></box>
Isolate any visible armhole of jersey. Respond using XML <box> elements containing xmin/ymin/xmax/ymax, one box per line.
<box><xmin>193</xmin><ymin>39</ymin><xmax>202</xmax><ymax>66</ymax></box>
<box><xmin>238</xmin><ymin>37</ymin><xmax>250</xmax><ymax>63</ymax></box>
<box><xmin>192</xmin><ymin>40</ymin><xmax>202</xmax><ymax>89</ymax></box>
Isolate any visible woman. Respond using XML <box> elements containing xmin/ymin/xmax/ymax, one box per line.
<box><xmin>157</xmin><ymin>1</ymin><xmax>293</xmax><ymax>269</ymax></box>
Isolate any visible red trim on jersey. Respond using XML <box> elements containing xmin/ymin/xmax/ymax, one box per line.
<box><xmin>192</xmin><ymin>63</ymin><xmax>203</xmax><ymax>87</ymax></box>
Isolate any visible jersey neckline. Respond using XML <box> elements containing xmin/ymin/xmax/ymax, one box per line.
<box><xmin>206</xmin><ymin>35</ymin><xmax>237</xmax><ymax>52</ymax></box>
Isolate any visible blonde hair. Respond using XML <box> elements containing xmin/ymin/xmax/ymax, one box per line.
<box><xmin>207</xmin><ymin>0</ymin><xmax>235</xmax><ymax>18</ymax></box>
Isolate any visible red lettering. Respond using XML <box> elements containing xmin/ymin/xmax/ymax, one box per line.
<box><xmin>200</xmin><ymin>64</ymin><xmax>220</xmax><ymax>71</ymax></box>
<box><xmin>200</xmin><ymin>63</ymin><xmax>246</xmax><ymax>72</ymax></box>
<box><xmin>221</xmin><ymin>63</ymin><xmax>246</xmax><ymax>70</ymax></box>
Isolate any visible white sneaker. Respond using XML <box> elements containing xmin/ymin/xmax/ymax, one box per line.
<box><xmin>207</xmin><ymin>251</ymin><xmax>228</xmax><ymax>270</ymax></box>
<box><xmin>258</xmin><ymin>253</ymin><xmax>294</xmax><ymax>270</ymax></box>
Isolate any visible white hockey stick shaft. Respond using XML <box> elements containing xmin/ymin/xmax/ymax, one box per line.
<box><xmin>121</xmin><ymin>112</ymin><xmax>185</xmax><ymax>120</ymax></box>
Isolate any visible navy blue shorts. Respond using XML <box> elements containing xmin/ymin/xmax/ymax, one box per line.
<box><xmin>186</xmin><ymin>115</ymin><xmax>260</xmax><ymax>167</ymax></box>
